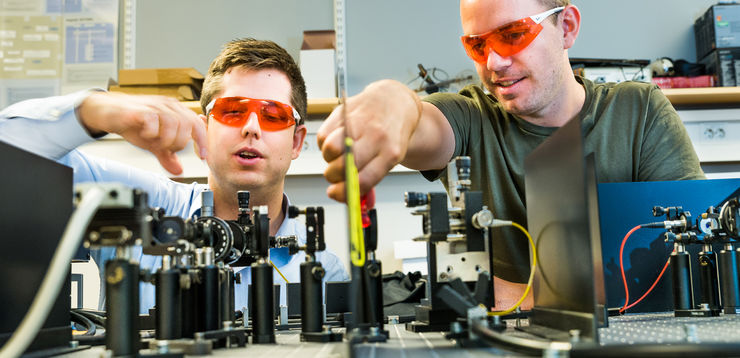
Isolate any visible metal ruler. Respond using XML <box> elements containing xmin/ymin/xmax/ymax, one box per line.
<box><xmin>120</xmin><ymin>0</ymin><xmax>136</xmax><ymax>70</ymax></box>
<box><xmin>334</xmin><ymin>0</ymin><xmax>347</xmax><ymax>95</ymax></box>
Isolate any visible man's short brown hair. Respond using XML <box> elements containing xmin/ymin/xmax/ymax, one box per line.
<box><xmin>200</xmin><ymin>38</ymin><xmax>307</xmax><ymax>124</ymax></box>
<box><xmin>539</xmin><ymin>0</ymin><xmax>570</xmax><ymax>8</ymax></box>
<box><xmin>537</xmin><ymin>0</ymin><xmax>569</xmax><ymax>24</ymax></box>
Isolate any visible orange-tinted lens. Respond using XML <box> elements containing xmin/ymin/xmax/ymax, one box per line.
<box><xmin>210</xmin><ymin>97</ymin><xmax>296</xmax><ymax>131</ymax></box>
<box><xmin>256</xmin><ymin>100</ymin><xmax>296</xmax><ymax>131</ymax></box>
<box><xmin>461</xmin><ymin>17</ymin><xmax>543</xmax><ymax>63</ymax></box>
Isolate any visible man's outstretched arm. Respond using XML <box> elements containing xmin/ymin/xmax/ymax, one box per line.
<box><xmin>317</xmin><ymin>79</ymin><xmax>455</xmax><ymax>202</ymax></box>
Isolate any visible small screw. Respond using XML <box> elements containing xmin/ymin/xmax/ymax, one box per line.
<box><xmin>684</xmin><ymin>324</ymin><xmax>699</xmax><ymax>343</ymax></box>
<box><xmin>450</xmin><ymin>321</ymin><xmax>463</xmax><ymax>334</ymax></box>
<box><xmin>569</xmin><ymin>329</ymin><xmax>581</xmax><ymax>343</ymax></box>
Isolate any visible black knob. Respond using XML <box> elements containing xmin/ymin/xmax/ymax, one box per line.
<box><xmin>289</xmin><ymin>242</ymin><xmax>299</xmax><ymax>255</ymax></box>
<box><xmin>288</xmin><ymin>205</ymin><xmax>300</xmax><ymax>219</ymax></box>
<box><xmin>237</xmin><ymin>191</ymin><xmax>250</xmax><ymax>209</ymax></box>
<box><xmin>456</xmin><ymin>156</ymin><xmax>471</xmax><ymax>180</ymax></box>
<box><xmin>405</xmin><ymin>192</ymin><xmax>428</xmax><ymax>207</ymax></box>
<box><xmin>312</xmin><ymin>266</ymin><xmax>325</xmax><ymax>280</ymax></box>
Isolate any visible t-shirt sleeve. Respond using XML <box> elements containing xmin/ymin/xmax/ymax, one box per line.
<box><xmin>638</xmin><ymin>87</ymin><xmax>705</xmax><ymax>181</ymax></box>
<box><xmin>0</xmin><ymin>90</ymin><xmax>98</xmax><ymax>160</ymax></box>
<box><xmin>420</xmin><ymin>91</ymin><xmax>479</xmax><ymax>181</ymax></box>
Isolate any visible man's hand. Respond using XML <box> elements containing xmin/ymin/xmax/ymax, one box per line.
<box><xmin>492</xmin><ymin>276</ymin><xmax>533</xmax><ymax>311</ymax></box>
<box><xmin>78</xmin><ymin>92</ymin><xmax>207</xmax><ymax>175</ymax></box>
<box><xmin>317</xmin><ymin>80</ymin><xmax>422</xmax><ymax>202</ymax></box>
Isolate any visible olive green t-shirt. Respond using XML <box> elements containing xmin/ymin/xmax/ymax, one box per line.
<box><xmin>422</xmin><ymin>76</ymin><xmax>704</xmax><ymax>283</ymax></box>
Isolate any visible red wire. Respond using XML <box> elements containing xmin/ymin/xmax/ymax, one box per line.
<box><xmin>619</xmin><ymin>225</ymin><xmax>642</xmax><ymax>312</ymax></box>
<box><xmin>623</xmin><ymin>258</ymin><xmax>671</xmax><ymax>311</ymax></box>
<box><xmin>619</xmin><ymin>224</ymin><xmax>673</xmax><ymax>313</ymax></box>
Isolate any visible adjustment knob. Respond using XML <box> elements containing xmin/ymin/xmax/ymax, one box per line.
<box><xmin>288</xmin><ymin>205</ymin><xmax>300</xmax><ymax>219</ymax></box>
<box><xmin>456</xmin><ymin>156</ymin><xmax>471</xmax><ymax>180</ymax></box>
<box><xmin>311</xmin><ymin>266</ymin><xmax>325</xmax><ymax>280</ymax></box>
<box><xmin>237</xmin><ymin>191</ymin><xmax>250</xmax><ymax>209</ymax></box>
<box><xmin>201</xmin><ymin>190</ymin><xmax>214</xmax><ymax>217</ymax></box>
<box><xmin>405</xmin><ymin>192</ymin><xmax>428</xmax><ymax>207</ymax></box>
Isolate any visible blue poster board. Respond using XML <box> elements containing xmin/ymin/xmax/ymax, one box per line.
<box><xmin>598</xmin><ymin>178</ymin><xmax>740</xmax><ymax>312</ymax></box>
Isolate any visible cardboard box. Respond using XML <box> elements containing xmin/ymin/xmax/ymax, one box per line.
<box><xmin>300</xmin><ymin>30</ymin><xmax>336</xmax><ymax>99</ymax></box>
<box><xmin>108</xmin><ymin>84</ymin><xmax>198</xmax><ymax>101</ymax></box>
<box><xmin>117</xmin><ymin>68</ymin><xmax>204</xmax><ymax>93</ymax></box>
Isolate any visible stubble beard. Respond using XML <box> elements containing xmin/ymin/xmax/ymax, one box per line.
<box><xmin>483</xmin><ymin>67</ymin><xmax>563</xmax><ymax>120</ymax></box>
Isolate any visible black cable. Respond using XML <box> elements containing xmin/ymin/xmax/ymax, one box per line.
<box><xmin>75</xmin><ymin>308</ymin><xmax>106</xmax><ymax>315</ymax></box>
<box><xmin>73</xmin><ymin>334</ymin><xmax>105</xmax><ymax>346</ymax></box>
<box><xmin>72</xmin><ymin>309</ymin><xmax>106</xmax><ymax>328</ymax></box>
<box><xmin>431</xmin><ymin>67</ymin><xmax>449</xmax><ymax>82</ymax></box>
<box><xmin>70</xmin><ymin>310</ymin><xmax>96</xmax><ymax>336</ymax></box>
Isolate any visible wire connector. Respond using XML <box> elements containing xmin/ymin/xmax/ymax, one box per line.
<box><xmin>490</xmin><ymin>219</ymin><xmax>513</xmax><ymax>228</ymax></box>
<box><xmin>641</xmin><ymin>219</ymin><xmax>686</xmax><ymax>230</ymax></box>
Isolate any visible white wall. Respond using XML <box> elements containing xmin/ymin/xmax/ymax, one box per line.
<box><xmin>135</xmin><ymin>0</ymin><xmax>334</xmax><ymax>75</ymax></box>
<box><xmin>571</xmin><ymin>0</ymin><xmax>718</xmax><ymax>62</ymax></box>
<box><xmin>134</xmin><ymin>1</ymin><xmax>722</xmax><ymax>95</ymax></box>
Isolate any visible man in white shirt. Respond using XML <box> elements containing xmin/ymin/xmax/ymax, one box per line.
<box><xmin>0</xmin><ymin>37</ymin><xmax>348</xmax><ymax>313</ymax></box>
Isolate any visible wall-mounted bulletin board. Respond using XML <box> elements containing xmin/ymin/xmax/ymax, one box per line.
<box><xmin>0</xmin><ymin>0</ymin><xmax>120</xmax><ymax>108</ymax></box>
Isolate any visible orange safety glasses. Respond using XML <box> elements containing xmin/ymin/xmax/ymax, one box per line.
<box><xmin>460</xmin><ymin>6</ymin><xmax>564</xmax><ymax>63</ymax></box>
<box><xmin>206</xmin><ymin>96</ymin><xmax>301</xmax><ymax>131</ymax></box>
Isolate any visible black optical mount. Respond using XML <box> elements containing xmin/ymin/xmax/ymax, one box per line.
<box><xmin>404</xmin><ymin>157</ymin><xmax>495</xmax><ymax>333</ymax></box>
<box><xmin>653</xmin><ymin>199</ymin><xmax>740</xmax><ymax>317</ymax></box>
<box><xmin>78</xmin><ymin>183</ymin><xmax>189</xmax><ymax>357</ymax></box>
<box><xmin>287</xmin><ymin>205</ymin><xmax>343</xmax><ymax>342</ymax></box>
<box><xmin>77</xmin><ymin>185</ymin><xmax>300</xmax><ymax>355</ymax></box>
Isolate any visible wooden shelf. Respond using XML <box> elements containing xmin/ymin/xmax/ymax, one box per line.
<box><xmin>662</xmin><ymin>87</ymin><xmax>740</xmax><ymax>107</ymax></box>
<box><xmin>185</xmin><ymin>89</ymin><xmax>740</xmax><ymax>112</ymax></box>
<box><xmin>183</xmin><ymin>98</ymin><xmax>340</xmax><ymax>116</ymax></box>
<box><xmin>182</xmin><ymin>101</ymin><xmax>203</xmax><ymax>114</ymax></box>
<box><xmin>183</xmin><ymin>88</ymin><xmax>740</xmax><ymax>113</ymax></box>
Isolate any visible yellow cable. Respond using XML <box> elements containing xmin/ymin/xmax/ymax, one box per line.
<box><xmin>489</xmin><ymin>222</ymin><xmax>536</xmax><ymax>316</ymax></box>
<box><xmin>345</xmin><ymin>137</ymin><xmax>366</xmax><ymax>267</ymax></box>
<box><xmin>270</xmin><ymin>260</ymin><xmax>290</xmax><ymax>284</ymax></box>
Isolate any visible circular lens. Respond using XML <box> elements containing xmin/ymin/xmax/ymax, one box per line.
<box><xmin>195</xmin><ymin>216</ymin><xmax>233</xmax><ymax>262</ymax></box>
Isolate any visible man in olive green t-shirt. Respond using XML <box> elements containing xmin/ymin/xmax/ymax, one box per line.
<box><xmin>317</xmin><ymin>0</ymin><xmax>703</xmax><ymax>309</ymax></box>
